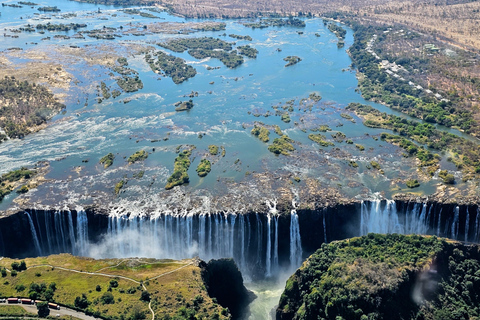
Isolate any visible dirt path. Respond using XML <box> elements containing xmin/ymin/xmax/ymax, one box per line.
<box><xmin>3</xmin><ymin>260</ymin><xmax>195</xmax><ymax>320</ymax></box>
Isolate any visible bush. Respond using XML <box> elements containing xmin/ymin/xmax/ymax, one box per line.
<box><xmin>100</xmin><ymin>292</ymin><xmax>115</xmax><ymax>305</ymax></box>
<box><xmin>96</xmin><ymin>285</ymin><xmax>102</xmax><ymax>292</ymax></box>
<box><xmin>36</xmin><ymin>302</ymin><xmax>50</xmax><ymax>318</ymax></box>
<box><xmin>140</xmin><ymin>291</ymin><xmax>150</xmax><ymax>302</ymax></box>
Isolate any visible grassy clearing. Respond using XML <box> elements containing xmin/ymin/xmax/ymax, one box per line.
<box><xmin>0</xmin><ymin>255</ymin><xmax>227</xmax><ymax>320</ymax></box>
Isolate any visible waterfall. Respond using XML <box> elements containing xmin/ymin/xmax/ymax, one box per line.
<box><xmin>265</xmin><ymin>213</ymin><xmax>272</xmax><ymax>277</ymax></box>
<box><xmin>273</xmin><ymin>215</ymin><xmax>279</xmax><ymax>272</ymax></box>
<box><xmin>323</xmin><ymin>208</ymin><xmax>327</xmax><ymax>243</ymax></box>
<box><xmin>289</xmin><ymin>210</ymin><xmax>302</xmax><ymax>269</ymax></box>
<box><xmin>451</xmin><ymin>206</ymin><xmax>460</xmax><ymax>239</ymax></box>
<box><xmin>76</xmin><ymin>209</ymin><xmax>88</xmax><ymax>256</ymax></box>
<box><xmin>25</xmin><ymin>212</ymin><xmax>42</xmax><ymax>256</ymax></box>
<box><xmin>475</xmin><ymin>208</ymin><xmax>480</xmax><ymax>242</ymax></box>
<box><xmin>436</xmin><ymin>208</ymin><xmax>442</xmax><ymax>236</ymax></box>
<box><xmin>465</xmin><ymin>209</ymin><xmax>470</xmax><ymax>242</ymax></box>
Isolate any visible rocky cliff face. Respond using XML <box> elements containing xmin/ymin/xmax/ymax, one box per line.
<box><xmin>200</xmin><ymin>258</ymin><xmax>256</xmax><ymax>319</ymax></box>
<box><xmin>276</xmin><ymin>234</ymin><xmax>480</xmax><ymax>320</ymax></box>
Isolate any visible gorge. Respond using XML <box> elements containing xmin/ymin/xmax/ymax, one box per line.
<box><xmin>1</xmin><ymin>200</ymin><xmax>479</xmax><ymax>280</ymax></box>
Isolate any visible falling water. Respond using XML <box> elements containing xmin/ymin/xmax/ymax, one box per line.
<box><xmin>451</xmin><ymin>206</ymin><xmax>460</xmax><ymax>239</ymax></box>
<box><xmin>265</xmin><ymin>213</ymin><xmax>272</xmax><ymax>277</ymax></box>
<box><xmin>289</xmin><ymin>210</ymin><xmax>302</xmax><ymax>268</ymax></box>
<box><xmin>465</xmin><ymin>209</ymin><xmax>470</xmax><ymax>242</ymax></box>
<box><xmin>475</xmin><ymin>208</ymin><xmax>480</xmax><ymax>242</ymax></box>
<box><xmin>25</xmin><ymin>212</ymin><xmax>42</xmax><ymax>256</ymax></box>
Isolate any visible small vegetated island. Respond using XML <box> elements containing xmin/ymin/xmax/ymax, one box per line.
<box><xmin>145</xmin><ymin>51</ymin><xmax>197</xmax><ymax>84</ymax></box>
<box><xmin>283</xmin><ymin>56</ymin><xmax>302</xmax><ymax>67</ymax></box>
<box><xmin>158</xmin><ymin>37</ymin><xmax>251</xmax><ymax>68</ymax></box>
<box><xmin>277</xmin><ymin>234</ymin><xmax>480</xmax><ymax>320</ymax></box>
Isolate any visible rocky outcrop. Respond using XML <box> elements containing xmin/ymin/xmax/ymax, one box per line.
<box><xmin>200</xmin><ymin>258</ymin><xmax>255</xmax><ymax>319</ymax></box>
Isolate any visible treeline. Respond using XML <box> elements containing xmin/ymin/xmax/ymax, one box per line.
<box><xmin>277</xmin><ymin>234</ymin><xmax>480</xmax><ymax>320</ymax></box>
<box><xmin>347</xmin><ymin>22</ymin><xmax>478</xmax><ymax>135</ymax></box>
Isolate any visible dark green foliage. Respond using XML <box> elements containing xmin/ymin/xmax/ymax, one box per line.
<box><xmin>128</xmin><ymin>150</ymin><xmax>148</xmax><ymax>164</ymax></box>
<box><xmin>36</xmin><ymin>301</ymin><xmax>50</xmax><ymax>318</ymax></box>
<box><xmin>165</xmin><ymin>150</ymin><xmax>192</xmax><ymax>190</ymax></box>
<box><xmin>278</xmin><ymin>234</ymin><xmax>480</xmax><ymax>320</ymax></box>
<box><xmin>406</xmin><ymin>179</ymin><xmax>420</xmax><ymax>188</ymax></box>
<box><xmin>268</xmin><ymin>135</ymin><xmax>295</xmax><ymax>155</ymax></box>
<box><xmin>251</xmin><ymin>125</ymin><xmax>270</xmax><ymax>142</ymax></box>
<box><xmin>117</xmin><ymin>75</ymin><xmax>143</xmax><ymax>93</ymax></box>
<box><xmin>96</xmin><ymin>285</ymin><xmax>102</xmax><ymax>292</ymax></box>
<box><xmin>237</xmin><ymin>45</ymin><xmax>258</xmax><ymax>58</ymax></box>
<box><xmin>140</xmin><ymin>291</ymin><xmax>150</xmax><ymax>302</ymax></box>
<box><xmin>100</xmin><ymin>153</ymin><xmax>115</xmax><ymax>168</ymax></box>
<box><xmin>109</xmin><ymin>279</ymin><xmax>119</xmax><ymax>288</ymax></box>
<box><xmin>196</xmin><ymin>159</ymin><xmax>211</xmax><ymax>177</ymax></box>
<box><xmin>11</xmin><ymin>261</ymin><xmax>26</xmax><ymax>271</ymax></box>
<box><xmin>439</xmin><ymin>170</ymin><xmax>455</xmax><ymax>184</ymax></box>
<box><xmin>100</xmin><ymin>292</ymin><xmax>115</xmax><ymax>304</ymax></box>
<box><xmin>74</xmin><ymin>293</ymin><xmax>90</xmax><ymax>309</ymax></box>
<box><xmin>145</xmin><ymin>51</ymin><xmax>196</xmax><ymax>84</ymax></box>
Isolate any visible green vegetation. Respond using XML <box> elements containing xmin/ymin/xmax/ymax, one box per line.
<box><xmin>174</xmin><ymin>100</ymin><xmax>194</xmax><ymax>111</ymax></box>
<box><xmin>114</xmin><ymin>180</ymin><xmax>125</xmax><ymax>195</ymax></box>
<box><xmin>406</xmin><ymin>179</ymin><xmax>420</xmax><ymax>188</ymax></box>
<box><xmin>273</xmin><ymin>125</ymin><xmax>283</xmax><ymax>136</ymax></box>
<box><xmin>123</xmin><ymin>9</ymin><xmax>159</xmax><ymax>18</ymax></box>
<box><xmin>370</xmin><ymin>161</ymin><xmax>381</xmax><ymax>170</ymax></box>
<box><xmin>251</xmin><ymin>125</ymin><xmax>270</xmax><ymax>142</ymax></box>
<box><xmin>331</xmin><ymin>132</ymin><xmax>346</xmax><ymax>142</ymax></box>
<box><xmin>347</xmin><ymin>23</ymin><xmax>477</xmax><ymax>135</ymax></box>
<box><xmin>237</xmin><ymin>45</ymin><xmax>258</xmax><ymax>58</ymax></box>
<box><xmin>439</xmin><ymin>170</ymin><xmax>456</xmax><ymax>184</ymax></box>
<box><xmin>117</xmin><ymin>75</ymin><xmax>143</xmax><ymax>93</ymax></box>
<box><xmin>0</xmin><ymin>255</ymin><xmax>228</xmax><ymax>320</ymax></box>
<box><xmin>308</xmin><ymin>134</ymin><xmax>334</xmax><ymax>147</ymax></box>
<box><xmin>348</xmin><ymin>102</ymin><xmax>480</xmax><ymax>176</ymax></box>
<box><xmin>268</xmin><ymin>135</ymin><xmax>295</xmax><ymax>155</ymax></box>
<box><xmin>145</xmin><ymin>51</ymin><xmax>196</xmax><ymax>84</ymax></box>
<box><xmin>36</xmin><ymin>301</ymin><xmax>50</xmax><ymax>318</ymax></box>
<box><xmin>355</xmin><ymin>144</ymin><xmax>365</xmax><ymax>151</ymax></box>
<box><xmin>100</xmin><ymin>153</ymin><xmax>115</xmax><ymax>168</ymax></box>
<box><xmin>283</xmin><ymin>56</ymin><xmax>302</xmax><ymax>67</ymax></box>
<box><xmin>281</xmin><ymin>113</ymin><xmax>291</xmax><ymax>123</ymax></box>
<box><xmin>208</xmin><ymin>145</ymin><xmax>219</xmax><ymax>155</ymax></box>
<box><xmin>228</xmin><ymin>34</ymin><xmax>252</xmax><ymax>41</ymax></box>
<box><xmin>327</xmin><ymin>22</ymin><xmax>346</xmax><ymax>48</ymax></box>
<box><xmin>196</xmin><ymin>159</ymin><xmax>211</xmax><ymax>177</ymax></box>
<box><xmin>340</xmin><ymin>113</ymin><xmax>354</xmax><ymax>122</ymax></box>
<box><xmin>0</xmin><ymin>305</ymin><xmax>30</xmax><ymax>317</ymax></box>
<box><xmin>165</xmin><ymin>149</ymin><xmax>192</xmax><ymax>190</ymax></box>
<box><xmin>277</xmin><ymin>234</ymin><xmax>480</xmax><ymax>320</ymax></box>
<box><xmin>21</xmin><ymin>22</ymin><xmax>87</xmax><ymax>32</ymax></box>
<box><xmin>37</xmin><ymin>6</ymin><xmax>60</xmax><ymax>12</ymax></box>
<box><xmin>128</xmin><ymin>150</ymin><xmax>148</xmax><ymax>164</ymax></box>
<box><xmin>0</xmin><ymin>168</ymin><xmax>36</xmax><ymax>202</ymax></box>
<box><xmin>0</xmin><ymin>76</ymin><xmax>65</xmax><ymax>139</ymax></box>
<box><xmin>159</xmin><ymin>37</ymin><xmax>244</xmax><ymax>68</ymax></box>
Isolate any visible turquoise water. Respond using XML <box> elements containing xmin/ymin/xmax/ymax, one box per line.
<box><xmin>0</xmin><ymin>1</ymin><xmax>458</xmax><ymax>211</ymax></box>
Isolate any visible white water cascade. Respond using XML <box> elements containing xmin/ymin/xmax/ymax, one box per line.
<box><xmin>25</xmin><ymin>212</ymin><xmax>42</xmax><ymax>256</ymax></box>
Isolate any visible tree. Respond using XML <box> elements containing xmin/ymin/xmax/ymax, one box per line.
<box><xmin>37</xmin><ymin>302</ymin><xmax>50</xmax><ymax>318</ymax></box>
<box><xmin>100</xmin><ymin>292</ymin><xmax>115</xmax><ymax>305</ymax></box>
<box><xmin>140</xmin><ymin>291</ymin><xmax>150</xmax><ymax>302</ymax></box>
<box><xmin>96</xmin><ymin>285</ymin><xmax>102</xmax><ymax>292</ymax></box>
